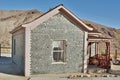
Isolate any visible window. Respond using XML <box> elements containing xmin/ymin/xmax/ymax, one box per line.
<box><xmin>52</xmin><ymin>40</ymin><xmax>66</xmax><ymax>62</ymax></box>
<box><xmin>12</xmin><ymin>39</ymin><xmax>16</xmax><ymax>55</ymax></box>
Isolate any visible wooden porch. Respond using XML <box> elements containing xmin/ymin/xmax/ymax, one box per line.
<box><xmin>88</xmin><ymin>35</ymin><xmax>111</xmax><ymax>69</ymax></box>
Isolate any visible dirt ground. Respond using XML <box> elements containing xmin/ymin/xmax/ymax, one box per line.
<box><xmin>0</xmin><ymin>53</ymin><xmax>119</xmax><ymax>80</ymax></box>
<box><xmin>0</xmin><ymin>72</ymin><xmax>120</xmax><ymax>80</ymax></box>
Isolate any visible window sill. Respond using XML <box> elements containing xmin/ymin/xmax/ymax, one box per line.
<box><xmin>52</xmin><ymin>62</ymin><xmax>66</xmax><ymax>64</ymax></box>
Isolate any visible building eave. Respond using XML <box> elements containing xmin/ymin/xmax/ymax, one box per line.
<box><xmin>88</xmin><ymin>32</ymin><xmax>102</xmax><ymax>36</ymax></box>
<box><xmin>22</xmin><ymin>5</ymin><xmax>93</xmax><ymax>31</ymax></box>
<box><xmin>10</xmin><ymin>26</ymin><xmax>24</xmax><ymax>34</ymax></box>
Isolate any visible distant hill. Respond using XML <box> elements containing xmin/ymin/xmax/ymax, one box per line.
<box><xmin>82</xmin><ymin>20</ymin><xmax>120</xmax><ymax>54</ymax></box>
<box><xmin>0</xmin><ymin>10</ymin><xmax>43</xmax><ymax>47</ymax></box>
<box><xmin>0</xmin><ymin>10</ymin><xmax>120</xmax><ymax>55</ymax></box>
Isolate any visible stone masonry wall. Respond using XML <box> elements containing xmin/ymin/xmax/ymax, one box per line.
<box><xmin>30</xmin><ymin>13</ymin><xmax>84</xmax><ymax>74</ymax></box>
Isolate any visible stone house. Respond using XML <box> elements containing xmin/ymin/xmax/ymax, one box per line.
<box><xmin>10</xmin><ymin>5</ymin><xmax>111</xmax><ymax>76</ymax></box>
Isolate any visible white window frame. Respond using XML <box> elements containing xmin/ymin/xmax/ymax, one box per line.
<box><xmin>51</xmin><ymin>40</ymin><xmax>66</xmax><ymax>64</ymax></box>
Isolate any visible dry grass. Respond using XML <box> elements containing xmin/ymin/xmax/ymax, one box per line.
<box><xmin>111</xmin><ymin>53</ymin><xmax>120</xmax><ymax>60</ymax></box>
<box><xmin>0</xmin><ymin>10</ymin><xmax>43</xmax><ymax>47</ymax></box>
<box><xmin>1</xmin><ymin>47</ymin><xmax>11</xmax><ymax>53</ymax></box>
<box><xmin>110</xmin><ymin>52</ymin><xmax>120</xmax><ymax>73</ymax></box>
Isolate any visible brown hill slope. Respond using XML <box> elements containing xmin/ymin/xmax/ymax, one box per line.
<box><xmin>0</xmin><ymin>10</ymin><xmax>43</xmax><ymax>46</ymax></box>
<box><xmin>83</xmin><ymin>20</ymin><xmax>120</xmax><ymax>54</ymax></box>
<box><xmin>0</xmin><ymin>10</ymin><xmax>119</xmax><ymax>55</ymax></box>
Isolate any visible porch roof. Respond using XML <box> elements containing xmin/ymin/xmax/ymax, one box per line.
<box><xmin>88</xmin><ymin>35</ymin><xmax>112</xmax><ymax>42</ymax></box>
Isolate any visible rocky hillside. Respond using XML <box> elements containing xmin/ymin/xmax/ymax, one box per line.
<box><xmin>0</xmin><ymin>10</ymin><xmax>120</xmax><ymax>55</ymax></box>
<box><xmin>0</xmin><ymin>10</ymin><xmax>43</xmax><ymax>47</ymax></box>
<box><xmin>83</xmin><ymin>20</ymin><xmax>120</xmax><ymax>54</ymax></box>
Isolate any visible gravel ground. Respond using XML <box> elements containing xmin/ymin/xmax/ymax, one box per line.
<box><xmin>0</xmin><ymin>53</ymin><xmax>119</xmax><ymax>80</ymax></box>
<box><xmin>0</xmin><ymin>72</ymin><xmax>120</xmax><ymax>80</ymax></box>
<box><xmin>30</xmin><ymin>77</ymin><xmax>120</xmax><ymax>80</ymax></box>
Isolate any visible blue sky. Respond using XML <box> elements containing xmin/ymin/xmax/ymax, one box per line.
<box><xmin>0</xmin><ymin>0</ymin><xmax>120</xmax><ymax>29</ymax></box>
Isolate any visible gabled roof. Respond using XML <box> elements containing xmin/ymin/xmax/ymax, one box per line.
<box><xmin>10</xmin><ymin>4</ymin><xmax>93</xmax><ymax>34</ymax></box>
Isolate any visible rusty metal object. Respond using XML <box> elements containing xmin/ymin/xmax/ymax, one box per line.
<box><xmin>89</xmin><ymin>54</ymin><xmax>111</xmax><ymax>69</ymax></box>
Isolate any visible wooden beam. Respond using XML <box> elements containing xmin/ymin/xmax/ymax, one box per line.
<box><xmin>89</xmin><ymin>42</ymin><xmax>91</xmax><ymax>57</ymax></box>
<box><xmin>115</xmin><ymin>50</ymin><xmax>117</xmax><ymax>60</ymax></box>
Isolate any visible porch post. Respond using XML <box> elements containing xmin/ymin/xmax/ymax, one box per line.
<box><xmin>97</xmin><ymin>42</ymin><xmax>99</xmax><ymax>55</ymax></box>
<box><xmin>95</xmin><ymin>42</ymin><xmax>99</xmax><ymax>58</ymax></box>
<box><xmin>95</xmin><ymin>42</ymin><xmax>97</xmax><ymax>55</ymax></box>
<box><xmin>106</xmin><ymin>42</ymin><xmax>110</xmax><ymax>61</ymax></box>
<box><xmin>106</xmin><ymin>42</ymin><xmax>108</xmax><ymax>61</ymax></box>
<box><xmin>89</xmin><ymin>42</ymin><xmax>91</xmax><ymax>58</ymax></box>
<box><xmin>83</xmin><ymin>32</ymin><xmax>88</xmax><ymax>73</ymax></box>
<box><xmin>105</xmin><ymin>41</ymin><xmax>111</xmax><ymax>69</ymax></box>
<box><xmin>115</xmin><ymin>50</ymin><xmax>117</xmax><ymax>60</ymax></box>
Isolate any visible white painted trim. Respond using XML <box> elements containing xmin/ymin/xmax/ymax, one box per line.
<box><xmin>88</xmin><ymin>39</ymin><xmax>111</xmax><ymax>42</ymax></box>
<box><xmin>88</xmin><ymin>32</ymin><xmax>102</xmax><ymax>35</ymax></box>
<box><xmin>24</xmin><ymin>27</ymin><xmax>31</xmax><ymax>76</ymax></box>
<box><xmin>83</xmin><ymin>31</ymin><xmax>88</xmax><ymax>73</ymax></box>
<box><xmin>51</xmin><ymin>40</ymin><xmax>67</xmax><ymax>63</ymax></box>
<box><xmin>22</xmin><ymin>6</ymin><xmax>60</xmax><ymax>30</ymax></box>
<box><xmin>22</xmin><ymin>5</ymin><xmax>93</xmax><ymax>31</ymax></box>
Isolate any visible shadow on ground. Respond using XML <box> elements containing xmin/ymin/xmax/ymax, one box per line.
<box><xmin>0</xmin><ymin>56</ymin><xmax>23</xmax><ymax>75</ymax></box>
